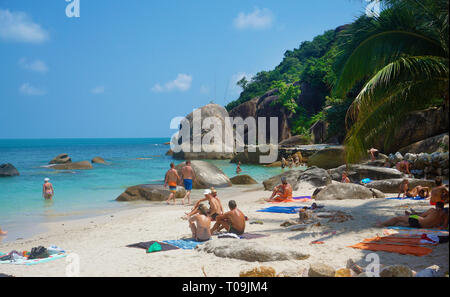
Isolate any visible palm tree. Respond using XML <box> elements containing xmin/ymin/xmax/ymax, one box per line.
<box><xmin>333</xmin><ymin>0</ymin><xmax>449</xmax><ymax>163</ymax></box>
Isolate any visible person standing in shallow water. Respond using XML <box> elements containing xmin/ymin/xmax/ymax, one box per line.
<box><xmin>42</xmin><ymin>178</ymin><xmax>54</xmax><ymax>200</ymax></box>
<box><xmin>236</xmin><ymin>162</ymin><xmax>242</xmax><ymax>175</ymax></box>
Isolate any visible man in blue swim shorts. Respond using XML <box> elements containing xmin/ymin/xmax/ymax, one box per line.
<box><xmin>181</xmin><ymin>160</ymin><xmax>196</xmax><ymax>205</ymax></box>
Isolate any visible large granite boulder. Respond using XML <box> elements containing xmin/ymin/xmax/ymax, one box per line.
<box><xmin>307</xmin><ymin>146</ymin><xmax>346</xmax><ymax>169</ymax></box>
<box><xmin>116</xmin><ymin>184</ymin><xmax>186</xmax><ymax>201</ymax></box>
<box><xmin>314</xmin><ymin>183</ymin><xmax>385</xmax><ymax>200</ymax></box>
<box><xmin>229</xmin><ymin>98</ymin><xmax>258</xmax><ymax>119</ymax></box>
<box><xmin>399</xmin><ymin>133</ymin><xmax>449</xmax><ymax>154</ymax></box>
<box><xmin>49</xmin><ymin>161</ymin><xmax>93</xmax><ymax>170</ymax></box>
<box><xmin>0</xmin><ymin>163</ymin><xmax>19</xmax><ymax>177</ymax></box>
<box><xmin>308</xmin><ymin>263</ymin><xmax>336</xmax><ymax>277</ymax></box>
<box><xmin>91</xmin><ymin>156</ymin><xmax>106</xmax><ymax>164</ymax></box>
<box><xmin>380</xmin><ymin>265</ymin><xmax>413</xmax><ymax>277</ymax></box>
<box><xmin>171</xmin><ymin>104</ymin><xmax>235</xmax><ymax>160</ymax></box>
<box><xmin>279</xmin><ymin>135</ymin><xmax>312</xmax><ymax>146</ymax></box>
<box><xmin>175</xmin><ymin>160</ymin><xmax>232</xmax><ymax>189</ymax></box>
<box><xmin>230</xmin><ymin>145</ymin><xmax>278</xmax><ymax>165</ymax></box>
<box><xmin>197</xmin><ymin>239</ymin><xmax>309</xmax><ymax>262</ymax></box>
<box><xmin>328</xmin><ymin>164</ymin><xmax>405</xmax><ymax>182</ymax></box>
<box><xmin>230</xmin><ymin>175</ymin><xmax>258</xmax><ymax>185</ymax></box>
<box><xmin>263</xmin><ymin>167</ymin><xmax>331</xmax><ymax>191</ymax></box>
<box><xmin>49</xmin><ymin>153</ymin><xmax>72</xmax><ymax>164</ymax></box>
<box><xmin>364</xmin><ymin>178</ymin><xmax>436</xmax><ymax>193</ymax></box>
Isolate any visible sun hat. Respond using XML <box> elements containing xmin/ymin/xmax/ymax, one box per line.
<box><xmin>44</xmin><ymin>178</ymin><xmax>50</xmax><ymax>182</ymax></box>
<box><xmin>203</xmin><ymin>189</ymin><xmax>212</xmax><ymax>195</ymax></box>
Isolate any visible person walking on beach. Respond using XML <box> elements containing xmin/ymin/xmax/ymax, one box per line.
<box><xmin>188</xmin><ymin>204</ymin><xmax>211</xmax><ymax>242</ymax></box>
<box><xmin>181</xmin><ymin>160</ymin><xmax>196</xmax><ymax>205</ymax></box>
<box><xmin>42</xmin><ymin>178</ymin><xmax>54</xmax><ymax>200</ymax></box>
<box><xmin>164</xmin><ymin>162</ymin><xmax>180</xmax><ymax>205</ymax></box>
<box><xmin>0</xmin><ymin>227</ymin><xmax>7</xmax><ymax>236</ymax></box>
<box><xmin>211</xmin><ymin>200</ymin><xmax>246</xmax><ymax>235</ymax></box>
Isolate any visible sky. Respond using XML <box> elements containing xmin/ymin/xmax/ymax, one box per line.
<box><xmin>0</xmin><ymin>0</ymin><xmax>368</xmax><ymax>139</ymax></box>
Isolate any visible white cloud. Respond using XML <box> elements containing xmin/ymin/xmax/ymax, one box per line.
<box><xmin>91</xmin><ymin>85</ymin><xmax>105</xmax><ymax>94</ymax></box>
<box><xmin>233</xmin><ymin>8</ymin><xmax>273</xmax><ymax>30</ymax></box>
<box><xmin>152</xmin><ymin>74</ymin><xmax>193</xmax><ymax>93</ymax></box>
<box><xmin>19</xmin><ymin>83</ymin><xmax>46</xmax><ymax>96</ymax></box>
<box><xmin>19</xmin><ymin>58</ymin><xmax>48</xmax><ymax>73</ymax></box>
<box><xmin>230</xmin><ymin>72</ymin><xmax>254</xmax><ymax>95</ymax></box>
<box><xmin>199</xmin><ymin>85</ymin><xmax>210</xmax><ymax>95</ymax></box>
<box><xmin>0</xmin><ymin>9</ymin><xmax>49</xmax><ymax>43</ymax></box>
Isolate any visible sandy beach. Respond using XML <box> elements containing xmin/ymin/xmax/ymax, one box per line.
<box><xmin>1</xmin><ymin>183</ymin><xmax>448</xmax><ymax>277</ymax></box>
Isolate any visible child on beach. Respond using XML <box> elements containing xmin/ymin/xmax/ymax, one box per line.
<box><xmin>42</xmin><ymin>178</ymin><xmax>54</xmax><ymax>200</ymax></box>
<box><xmin>164</xmin><ymin>162</ymin><xmax>180</xmax><ymax>205</ymax></box>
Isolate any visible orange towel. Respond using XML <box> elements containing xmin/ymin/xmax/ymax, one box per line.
<box><xmin>269</xmin><ymin>197</ymin><xmax>295</xmax><ymax>203</ymax></box>
<box><xmin>363</xmin><ymin>236</ymin><xmax>437</xmax><ymax>246</ymax></box>
<box><xmin>348</xmin><ymin>242</ymin><xmax>433</xmax><ymax>256</ymax></box>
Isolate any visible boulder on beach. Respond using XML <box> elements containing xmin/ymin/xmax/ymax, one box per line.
<box><xmin>197</xmin><ymin>239</ymin><xmax>309</xmax><ymax>262</ymax></box>
<box><xmin>175</xmin><ymin>160</ymin><xmax>232</xmax><ymax>189</ymax></box>
<box><xmin>380</xmin><ymin>265</ymin><xmax>413</xmax><ymax>277</ymax></box>
<box><xmin>230</xmin><ymin>174</ymin><xmax>258</xmax><ymax>185</ymax></box>
<box><xmin>0</xmin><ymin>163</ymin><xmax>20</xmax><ymax>177</ymax></box>
<box><xmin>314</xmin><ymin>183</ymin><xmax>385</xmax><ymax>200</ymax></box>
<box><xmin>364</xmin><ymin>178</ymin><xmax>436</xmax><ymax>193</ymax></box>
<box><xmin>91</xmin><ymin>156</ymin><xmax>106</xmax><ymax>164</ymax></box>
<box><xmin>49</xmin><ymin>161</ymin><xmax>93</xmax><ymax>170</ymax></box>
<box><xmin>328</xmin><ymin>164</ymin><xmax>405</xmax><ymax>182</ymax></box>
<box><xmin>307</xmin><ymin>146</ymin><xmax>346</xmax><ymax>169</ymax></box>
<box><xmin>49</xmin><ymin>153</ymin><xmax>72</xmax><ymax>164</ymax></box>
<box><xmin>263</xmin><ymin>166</ymin><xmax>331</xmax><ymax>191</ymax></box>
<box><xmin>116</xmin><ymin>184</ymin><xmax>186</xmax><ymax>202</ymax></box>
<box><xmin>398</xmin><ymin>133</ymin><xmax>449</xmax><ymax>154</ymax></box>
<box><xmin>279</xmin><ymin>135</ymin><xmax>312</xmax><ymax>146</ymax></box>
<box><xmin>308</xmin><ymin>263</ymin><xmax>336</xmax><ymax>277</ymax></box>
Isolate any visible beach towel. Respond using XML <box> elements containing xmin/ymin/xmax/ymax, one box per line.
<box><xmin>362</xmin><ymin>236</ymin><xmax>438</xmax><ymax>247</ymax></box>
<box><xmin>162</xmin><ymin>239</ymin><xmax>206</xmax><ymax>250</ymax></box>
<box><xmin>385</xmin><ymin>196</ymin><xmax>426</xmax><ymax>201</ymax></box>
<box><xmin>257</xmin><ymin>206</ymin><xmax>301</xmax><ymax>214</ymax></box>
<box><xmin>126</xmin><ymin>241</ymin><xmax>180</xmax><ymax>252</ymax></box>
<box><xmin>348</xmin><ymin>242</ymin><xmax>433</xmax><ymax>256</ymax></box>
<box><xmin>269</xmin><ymin>198</ymin><xmax>295</xmax><ymax>203</ymax></box>
<box><xmin>217</xmin><ymin>233</ymin><xmax>269</xmax><ymax>240</ymax></box>
<box><xmin>0</xmin><ymin>252</ymin><xmax>67</xmax><ymax>265</ymax></box>
<box><xmin>361</xmin><ymin>178</ymin><xmax>372</xmax><ymax>184</ymax></box>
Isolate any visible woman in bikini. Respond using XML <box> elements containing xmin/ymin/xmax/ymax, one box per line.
<box><xmin>42</xmin><ymin>178</ymin><xmax>54</xmax><ymax>200</ymax></box>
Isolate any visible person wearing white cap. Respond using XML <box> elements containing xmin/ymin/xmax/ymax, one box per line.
<box><xmin>185</xmin><ymin>188</ymin><xmax>223</xmax><ymax>220</ymax></box>
<box><xmin>42</xmin><ymin>177</ymin><xmax>54</xmax><ymax>200</ymax></box>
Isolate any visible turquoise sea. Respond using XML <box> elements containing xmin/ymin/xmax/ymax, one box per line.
<box><xmin>0</xmin><ymin>138</ymin><xmax>285</xmax><ymax>241</ymax></box>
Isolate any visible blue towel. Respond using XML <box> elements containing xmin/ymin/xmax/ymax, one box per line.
<box><xmin>361</xmin><ymin>178</ymin><xmax>372</xmax><ymax>184</ymax></box>
<box><xmin>385</xmin><ymin>196</ymin><xmax>426</xmax><ymax>200</ymax></box>
<box><xmin>256</xmin><ymin>206</ymin><xmax>301</xmax><ymax>214</ymax></box>
<box><xmin>0</xmin><ymin>252</ymin><xmax>67</xmax><ymax>265</ymax></box>
<box><xmin>162</xmin><ymin>239</ymin><xmax>205</xmax><ymax>250</ymax></box>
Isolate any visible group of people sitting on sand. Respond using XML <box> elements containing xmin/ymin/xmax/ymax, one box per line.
<box><xmin>184</xmin><ymin>187</ymin><xmax>246</xmax><ymax>242</ymax></box>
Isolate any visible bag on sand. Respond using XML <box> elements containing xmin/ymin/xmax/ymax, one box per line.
<box><xmin>28</xmin><ymin>246</ymin><xmax>49</xmax><ymax>259</ymax></box>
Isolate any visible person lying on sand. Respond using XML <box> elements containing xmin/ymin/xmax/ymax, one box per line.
<box><xmin>266</xmin><ymin>177</ymin><xmax>293</xmax><ymax>202</ymax></box>
<box><xmin>185</xmin><ymin>189</ymin><xmax>223</xmax><ymax>221</ymax></box>
<box><xmin>376</xmin><ymin>202</ymin><xmax>448</xmax><ymax>229</ymax></box>
<box><xmin>430</xmin><ymin>177</ymin><xmax>449</xmax><ymax>205</ymax></box>
<box><xmin>211</xmin><ymin>200</ymin><xmax>246</xmax><ymax>235</ymax></box>
<box><xmin>0</xmin><ymin>227</ymin><xmax>7</xmax><ymax>236</ymax></box>
<box><xmin>181</xmin><ymin>160</ymin><xmax>196</xmax><ymax>205</ymax></box>
<box><xmin>408</xmin><ymin>186</ymin><xmax>431</xmax><ymax>199</ymax></box>
<box><xmin>188</xmin><ymin>204</ymin><xmax>211</xmax><ymax>242</ymax></box>
<box><xmin>164</xmin><ymin>162</ymin><xmax>181</xmax><ymax>205</ymax></box>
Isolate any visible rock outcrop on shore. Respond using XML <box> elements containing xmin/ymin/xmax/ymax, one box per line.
<box><xmin>230</xmin><ymin>175</ymin><xmax>258</xmax><ymax>185</ymax></box>
<box><xmin>314</xmin><ymin>183</ymin><xmax>385</xmax><ymax>200</ymax></box>
<box><xmin>116</xmin><ymin>184</ymin><xmax>186</xmax><ymax>201</ymax></box>
<box><xmin>306</xmin><ymin>146</ymin><xmax>346</xmax><ymax>169</ymax></box>
<box><xmin>0</xmin><ymin>163</ymin><xmax>19</xmax><ymax>177</ymax></box>
<box><xmin>398</xmin><ymin>133</ymin><xmax>449</xmax><ymax>154</ymax></box>
<box><xmin>197</xmin><ymin>239</ymin><xmax>309</xmax><ymax>262</ymax></box>
<box><xmin>91</xmin><ymin>157</ymin><xmax>106</xmax><ymax>164</ymax></box>
<box><xmin>171</xmin><ymin>104</ymin><xmax>235</xmax><ymax>160</ymax></box>
<box><xmin>328</xmin><ymin>164</ymin><xmax>405</xmax><ymax>182</ymax></box>
<box><xmin>175</xmin><ymin>160</ymin><xmax>232</xmax><ymax>189</ymax></box>
<box><xmin>49</xmin><ymin>153</ymin><xmax>72</xmax><ymax>164</ymax></box>
<box><xmin>363</xmin><ymin>178</ymin><xmax>436</xmax><ymax>193</ymax></box>
<box><xmin>263</xmin><ymin>166</ymin><xmax>331</xmax><ymax>190</ymax></box>
<box><xmin>49</xmin><ymin>161</ymin><xmax>93</xmax><ymax>170</ymax></box>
